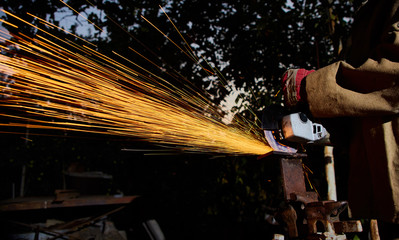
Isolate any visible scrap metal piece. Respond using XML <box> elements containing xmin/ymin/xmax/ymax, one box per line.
<box><xmin>280</xmin><ymin>158</ymin><xmax>318</xmax><ymax>203</ymax></box>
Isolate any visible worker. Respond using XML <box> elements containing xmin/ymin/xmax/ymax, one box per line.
<box><xmin>282</xmin><ymin>0</ymin><xmax>399</xmax><ymax>238</ymax></box>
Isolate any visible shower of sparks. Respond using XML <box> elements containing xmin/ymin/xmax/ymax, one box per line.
<box><xmin>0</xmin><ymin>10</ymin><xmax>273</xmax><ymax>155</ymax></box>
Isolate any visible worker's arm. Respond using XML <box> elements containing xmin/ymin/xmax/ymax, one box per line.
<box><xmin>305</xmin><ymin>60</ymin><xmax>399</xmax><ymax>118</ymax></box>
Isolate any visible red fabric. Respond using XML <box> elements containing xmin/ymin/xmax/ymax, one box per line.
<box><xmin>282</xmin><ymin>69</ymin><xmax>315</xmax><ymax>104</ymax></box>
<box><xmin>295</xmin><ymin>69</ymin><xmax>314</xmax><ymax>102</ymax></box>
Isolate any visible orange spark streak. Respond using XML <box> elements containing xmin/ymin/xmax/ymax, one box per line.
<box><xmin>0</xmin><ymin>19</ymin><xmax>18</xmax><ymax>28</ymax></box>
<box><xmin>141</xmin><ymin>15</ymin><xmax>196</xmax><ymax>63</ymax></box>
<box><xmin>26</xmin><ymin>12</ymin><xmax>97</xmax><ymax>47</ymax></box>
<box><xmin>0</xmin><ymin>12</ymin><xmax>273</xmax><ymax>156</ymax></box>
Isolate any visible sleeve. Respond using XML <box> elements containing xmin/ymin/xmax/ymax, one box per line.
<box><xmin>305</xmin><ymin>60</ymin><xmax>399</xmax><ymax>118</ymax></box>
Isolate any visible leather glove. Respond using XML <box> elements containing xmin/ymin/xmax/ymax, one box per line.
<box><xmin>282</xmin><ymin>69</ymin><xmax>314</xmax><ymax>107</ymax></box>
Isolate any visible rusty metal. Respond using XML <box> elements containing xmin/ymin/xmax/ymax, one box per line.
<box><xmin>53</xmin><ymin>189</ymin><xmax>80</xmax><ymax>202</ymax></box>
<box><xmin>0</xmin><ymin>195</ymin><xmax>138</xmax><ymax>211</ymax></box>
<box><xmin>306</xmin><ymin>200</ymin><xmax>350</xmax><ymax>234</ymax></box>
<box><xmin>280</xmin><ymin>158</ymin><xmax>318</xmax><ymax>204</ymax></box>
<box><xmin>281</xmin><ymin>158</ymin><xmax>306</xmax><ymax>198</ymax></box>
<box><xmin>270</xmin><ymin>157</ymin><xmax>363</xmax><ymax>239</ymax></box>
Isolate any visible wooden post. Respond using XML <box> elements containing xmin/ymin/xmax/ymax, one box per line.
<box><xmin>370</xmin><ymin>219</ymin><xmax>380</xmax><ymax>240</ymax></box>
<box><xmin>324</xmin><ymin>146</ymin><xmax>337</xmax><ymax>201</ymax></box>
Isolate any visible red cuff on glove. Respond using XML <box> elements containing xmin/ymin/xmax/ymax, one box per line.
<box><xmin>282</xmin><ymin>69</ymin><xmax>314</xmax><ymax>107</ymax></box>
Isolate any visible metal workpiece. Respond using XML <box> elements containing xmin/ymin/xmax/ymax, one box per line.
<box><xmin>260</xmin><ymin>153</ymin><xmax>363</xmax><ymax>239</ymax></box>
<box><xmin>305</xmin><ymin>200</ymin><xmax>363</xmax><ymax>235</ymax></box>
<box><xmin>280</xmin><ymin>158</ymin><xmax>318</xmax><ymax>204</ymax></box>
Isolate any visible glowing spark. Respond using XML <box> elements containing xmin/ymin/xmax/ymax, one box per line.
<box><xmin>26</xmin><ymin>12</ymin><xmax>97</xmax><ymax>47</ymax></box>
<box><xmin>0</xmin><ymin>12</ymin><xmax>273</xmax><ymax>156</ymax></box>
<box><xmin>159</xmin><ymin>5</ymin><xmax>198</xmax><ymax>62</ymax></box>
<box><xmin>0</xmin><ymin>19</ymin><xmax>18</xmax><ymax>29</ymax></box>
<box><xmin>141</xmin><ymin>15</ymin><xmax>196</xmax><ymax>63</ymax></box>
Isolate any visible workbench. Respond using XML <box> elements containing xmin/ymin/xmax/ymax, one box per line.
<box><xmin>0</xmin><ymin>195</ymin><xmax>139</xmax><ymax>240</ymax></box>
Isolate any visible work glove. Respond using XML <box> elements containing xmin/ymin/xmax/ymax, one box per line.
<box><xmin>282</xmin><ymin>69</ymin><xmax>314</xmax><ymax>107</ymax></box>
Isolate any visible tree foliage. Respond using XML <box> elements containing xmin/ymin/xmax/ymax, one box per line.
<box><xmin>2</xmin><ymin>0</ymin><xmax>362</xmax><ymax>110</ymax></box>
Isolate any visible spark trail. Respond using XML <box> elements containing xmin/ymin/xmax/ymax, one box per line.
<box><xmin>0</xmin><ymin>11</ymin><xmax>272</xmax><ymax>156</ymax></box>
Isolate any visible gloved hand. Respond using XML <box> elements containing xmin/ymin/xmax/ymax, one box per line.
<box><xmin>282</xmin><ymin>69</ymin><xmax>314</xmax><ymax>107</ymax></box>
